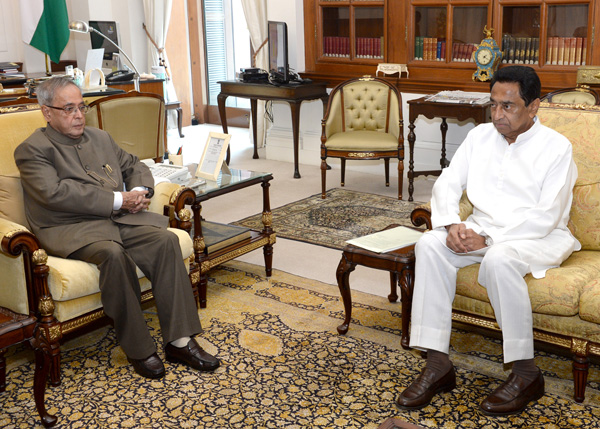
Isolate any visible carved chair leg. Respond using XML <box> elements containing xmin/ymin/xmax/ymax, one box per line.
<box><xmin>49</xmin><ymin>346</ymin><xmax>61</xmax><ymax>386</ymax></box>
<box><xmin>320</xmin><ymin>158</ymin><xmax>328</xmax><ymax>199</ymax></box>
<box><xmin>397</xmin><ymin>159</ymin><xmax>403</xmax><ymax>200</ymax></box>
<box><xmin>384</xmin><ymin>158</ymin><xmax>390</xmax><ymax>186</ymax></box>
<box><xmin>30</xmin><ymin>330</ymin><xmax>57</xmax><ymax>427</ymax></box>
<box><xmin>340</xmin><ymin>158</ymin><xmax>346</xmax><ymax>187</ymax></box>
<box><xmin>0</xmin><ymin>350</ymin><xmax>5</xmax><ymax>392</ymax></box>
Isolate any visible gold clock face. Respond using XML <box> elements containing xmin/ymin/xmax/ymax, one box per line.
<box><xmin>476</xmin><ymin>48</ymin><xmax>493</xmax><ymax>65</ymax></box>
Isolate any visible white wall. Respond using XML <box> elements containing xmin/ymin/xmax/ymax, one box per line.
<box><xmin>0</xmin><ymin>0</ymin><xmax>148</xmax><ymax>75</ymax></box>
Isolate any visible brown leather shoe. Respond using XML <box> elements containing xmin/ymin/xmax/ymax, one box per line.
<box><xmin>127</xmin><ymin>352</ymin><xmax>165</xmax><ymax>379</ymax></box>
<box><xmin>165</xmin><ymin>338</ymin><xmax>220</xmax><ymax>372</ymax></box>
<box><xmin>396</xmin><ymin>366</ymin><xmax>456</xmax><ymax>410</ymax></box>
<box><xmin>480</xmin><ymin>371</ymin><xmax>545</xmax><ymax>416</ymax></box>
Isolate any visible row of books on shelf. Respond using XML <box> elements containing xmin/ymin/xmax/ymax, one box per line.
<box><xmin>413</xmin><ymin>37</ymin><xmax>445</xmax><ymax>61</ymax></box>
<box><xmin>501</xmin><ymin>36</ymin><xmax>539</xmax><ymax>65</ymax></box>
<box><xmin>545</xmin><ymin>37</ymin><xmax>587</xmax><ymax>66</ymax></box>
<box><xmin>322</xmin><ymin>36</ymin><xmax>383</xmax><ymax>59</ymax></box>
<box><xmin>413</xmin><ymin>37</ymin><xmax>477</xmax><ymax>62</ymax></box>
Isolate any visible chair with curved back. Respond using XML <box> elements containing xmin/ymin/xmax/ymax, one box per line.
<box><xmin>541</xmin><ymin>85</ymin><xmax>600</xmax><ymax>105</ymax></box>
<box><xmin>320</xmin><ymin>76</ymin><xmax>404</xmax><ymax>200</ymax></box>
<box><xmin>86</xmin><ymin>91</ymin><xmax>166</xmax><ymax>163</ymax></box>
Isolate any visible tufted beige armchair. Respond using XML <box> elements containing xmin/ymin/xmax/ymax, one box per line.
<box><xmin>0</xmin><ymin>107</ymin><xmax>198</xmax><ymax>389</ymax></box>
<box><xmin>86</xmin><ymin>91</ymin><xmax>166</xmax><ymax>162</ymax></box>
<box><xmin>541</xmin><ymin>85</ymin><xmax>600</xmax><ymax>105</ymax></box>
<box><xmin>321</xmin><ymin>76</ymin><xmax>404</xmax><ymax>199</ymax></box>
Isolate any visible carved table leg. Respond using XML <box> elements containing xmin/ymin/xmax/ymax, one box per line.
<box><xmin>399</xmin><ymin>263</ymin><xmax>416</xmax><ymax>350</ymax></box>
<box><xmin>407</xmin><ymin>119</ymin><xmax>416</xmax><ymax>202</ymax></box>
<box><xmin>388</xmin><ymin>272</ymin><xmax>399</xmax><ymax>302</ymax></box>
<box><xmin>336</xmin><ymin>253</ymin><xmax>356</xmax><ymax>335</ymax></box>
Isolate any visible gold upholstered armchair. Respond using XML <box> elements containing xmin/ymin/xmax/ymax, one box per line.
<box><xmin>320</xmin><ymin>76</ymin><xmax>404</xmax><ymax>199</ymax></box>
<box><xmin>0</xmin><ymin>108</ymin><xmax>198</xmax><ymax>391</ymax></box>
<box><xmin>541</xmin><ymin>85</ymin><xmax>600</xmax><ymax>105</ymax></box>
<box><xmin>409</xmin><ymin>102</ymin><xmax>600</xmax><ymax>402</ymax></box>
<box><xmin>86</xmin><ymin>91</ymin><xmax>166</xmax><ymax>162</ymax></box>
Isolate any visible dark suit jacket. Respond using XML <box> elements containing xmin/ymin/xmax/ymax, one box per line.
<box><xmin>14</xmin><ymin>125</ymin><xmax>167</xmax><ymax>257</ymax></box>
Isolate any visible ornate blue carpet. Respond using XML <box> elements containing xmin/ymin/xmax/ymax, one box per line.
<box><xmin>232</xmin><ymin>188</ymin><xmax>424</xmax><ymax>250</ymax></box>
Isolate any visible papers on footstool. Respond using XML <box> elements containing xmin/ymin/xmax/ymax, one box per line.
<box><xmin>346</xmin><ymin>226</ymin><xmax>424</xmax><ymax>253</ymax></box>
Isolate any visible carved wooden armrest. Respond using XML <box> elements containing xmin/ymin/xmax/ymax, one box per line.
<box><xmin>0</xmin><ymin>218</ymin><xmax>56</xmax><ymax>326</ymax></box>
<box><xmin>411</xmin><ymin>202</ymin><xmax>432</xmax><ymax>230</ymax></box>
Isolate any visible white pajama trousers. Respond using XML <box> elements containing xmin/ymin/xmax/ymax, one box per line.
<box><xmin>409</xmin><ymin>231</ymin><xmax>534</xmax><ymax>363</ymax></box>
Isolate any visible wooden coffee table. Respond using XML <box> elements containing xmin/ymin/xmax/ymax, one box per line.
<box><xmin>335</xmin><ymin>225</ymin><xmax>416</xmax><ymax>349</ymax></box>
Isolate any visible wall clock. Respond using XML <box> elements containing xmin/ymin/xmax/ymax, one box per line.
<box><xmin>472</xmin><ymin>26</ymin><xmax>503</xmax><ymax>82</ymax></box>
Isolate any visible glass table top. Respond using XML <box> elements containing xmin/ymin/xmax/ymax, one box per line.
<box><xmin>186</xmin><ymin>167</ymin><xmax>272</xmax><ymax>196</ymax></box>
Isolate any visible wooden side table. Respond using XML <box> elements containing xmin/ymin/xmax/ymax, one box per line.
<box><xmin>335</xmin><ymin>225</ymin><xmax>416</xmax><ymax>349</ymax></box>
<box><xmin>406</xmin><ymin>97</ymin><xmax>491</xmax><ymax>201</ymax></box>
<box><xmin>217</xmin><ymin>80</ymin><xmax>329</xmax><ymax>178</ymax></box>
<box><xmin>0</xmin><ymin>307</ymin><xmax>56</xmax><ymax>427</ymax></box>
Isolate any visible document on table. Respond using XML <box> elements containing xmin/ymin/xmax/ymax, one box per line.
<box><xmin>346</xmin><ymin>226</ymin><xmax>424</xmax><ymax>253</ymax></box>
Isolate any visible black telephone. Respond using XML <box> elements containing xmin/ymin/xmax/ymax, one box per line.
<box><xmin>106</xmin><ymin>70</ymin><xmax>135</xmax><ymax>82</ymax></box>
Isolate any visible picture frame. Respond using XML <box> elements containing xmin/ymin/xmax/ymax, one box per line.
<box><xmin>195</xmin><ymin>132</ymin><xmax>231</xmax><ymax>181</ymax></box>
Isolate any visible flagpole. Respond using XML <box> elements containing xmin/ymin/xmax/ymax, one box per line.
<box><xmin>45</xmin><ymin>54</ymin><xmax>52</xmax><ymax>76</ymax></box>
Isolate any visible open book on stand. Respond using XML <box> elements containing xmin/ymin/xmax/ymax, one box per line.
<box><xmin>346</xmin><ymin>226</ymin><xmax>424</xmax><ymax>253</ymax></box>
<box><xmin>425</xmin><ymin>90</ymin><xmax>490</xmax><ymax>104</ymax></box>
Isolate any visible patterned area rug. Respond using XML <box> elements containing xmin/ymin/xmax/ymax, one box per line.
<box><xmin>232</xmin><ymin>188</ymin><xmax>424</xmax><ymax>250</ymax></box>
<box><xmin>2</xmin><ymin>261</ymin><xmax>600</xmax><ymax>428</ymax></box>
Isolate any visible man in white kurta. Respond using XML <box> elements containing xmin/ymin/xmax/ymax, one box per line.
<box><xmin>396</xmin><ymin>66</ymin><xmax>580</xmax><ymax>416</ymax></box>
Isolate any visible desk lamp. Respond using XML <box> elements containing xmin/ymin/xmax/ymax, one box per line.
<box><xmin>68</xmin><ymin>20</ymin><xmax>140</xmax><ymax>91</ymax></box>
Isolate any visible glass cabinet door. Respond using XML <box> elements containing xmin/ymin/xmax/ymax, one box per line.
<box><xmin>500</xmin><ymin>6</ymin><xmax>540</xmax><ymax>65</ymax></box>
<box><xmin>546</xmin><ymin>4</ymin><xmax>588</xmax><ymax>65</ymax></box>
<box><xmin>452</xmin><ymin>7</ymin><xmax>488</xmax><ymax>63</ymax></box>
<box><xmin>322</xmin><ymin>6</ymin><xmax>350</xmax><ymax>58</ymax></box>
<box><xmin>319</xmin><ymin>0</ymin><xmax>385</xmax><ymax>62</ymax></box>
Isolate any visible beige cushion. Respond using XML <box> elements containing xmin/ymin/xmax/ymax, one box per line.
<box><xmin>46</xmin><ymin>227</ymin><xmax>193</xmax><ymax>302</ymax></box>
<box><xmin>324</xmin><ymin>130</ymin><xmax>399</xmax><ymax>151</ymax></box>
<box><xmin>538</xmin><ymin>105</ymin><xmax>600</xmax><ymax>250</ymax></box>
<box><xmin>550</xmin><ymin>91</ymin><xmax>597</xmax><ymax>105</ymax></box>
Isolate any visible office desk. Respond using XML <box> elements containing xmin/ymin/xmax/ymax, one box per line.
<box><xmin>406</xmin><ymin>97</ymin><xmax>491</xmax><ymax>201</ymax></box>
<box><xmin>217</xmin><ymin>80</ymin><xmax>329</xmax><ymax>178</ymax></box>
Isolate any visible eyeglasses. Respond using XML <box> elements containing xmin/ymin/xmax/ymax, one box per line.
<box><xmin>46</xmin><ymin>104</ymin><xmax>90</xmax><ymax>115</ymax></box>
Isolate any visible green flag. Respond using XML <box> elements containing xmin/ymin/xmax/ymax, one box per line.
<box><xmin>21</xmin><ymin>0</ymin><xmax>70</xmax><ymax>63</ymax></box>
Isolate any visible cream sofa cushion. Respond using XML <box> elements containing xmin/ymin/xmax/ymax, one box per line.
<box><xmin>324</xmin><ymin>130</ymin><xmax>399</xmax><ymax>151</ymax></box>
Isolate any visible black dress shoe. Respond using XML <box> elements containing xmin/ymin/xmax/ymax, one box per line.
<box><xmin>165</xmin><ymin>338</ymin><xmax>220</xmax><ymax>372</ymax></box>
<box><xmin>396</xmin><ymin>367</ymin><xmax>456</xmax><ymax>410</ymax></box>
<box><xmin>127</xmin><ymin>352</ymin><xmax>165</xmax><ymax>379</ymax></box>
<box><xmin>480</xmin><ymin>371</ymin><xmax>545</xmax><ymax>416</ymax></box>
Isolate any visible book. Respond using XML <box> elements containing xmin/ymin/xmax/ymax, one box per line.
<box><xmin>200</xmin><ymin>221</ymin><xmax>252</xmax><ymax>255</ymax></box>
<box><xmin>346</xmin><ymin>226</ymin><xmax>424</xmax><ymax>253</ymax></box>
<box><xmin>425</xmin><ymin>90</ymin><xmax>490</xmax><ymax>105</ymax></box>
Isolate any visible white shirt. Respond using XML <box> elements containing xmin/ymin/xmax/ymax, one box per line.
<box><xmin>430</xmin><ymin>117</ymin><xmax>581</xmax><ymax>277</ymax></box>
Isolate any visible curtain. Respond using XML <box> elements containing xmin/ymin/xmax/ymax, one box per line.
<box><xmin>241</xmin><ymin>0</ymin><xmax>268</xmax><ymax>148</ymax></box>
<box><xmin>143</xmin><ymin>0</ymin><xmax>178</xmax><ymax>130</ymax></box>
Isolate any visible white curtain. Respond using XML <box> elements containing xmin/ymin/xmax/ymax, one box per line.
<box><xmin>241</xmin><ymin>0</ymin><xmax>268</xmax><ymax>148</ymax></box>
<box><xmin>142</xmin><ymin>0</ymin><xmax>178</xmax><ymax>129</ymax></box>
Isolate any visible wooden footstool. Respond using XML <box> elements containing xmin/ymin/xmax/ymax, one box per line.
<box><xmin>336</xmin><ymin>224</ymin><xmax>416</xmax><ymax>349</ymax></box>
<box><xmin>0</xmin><ymin>307</ymin><xmax>56</xmax><ymax>427</ymax></box>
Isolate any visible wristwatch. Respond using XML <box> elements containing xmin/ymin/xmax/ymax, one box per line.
<box><xmin>484</xmin><ymin>235</ymin><xmax>493</xmax><ymax>247</ymax></box>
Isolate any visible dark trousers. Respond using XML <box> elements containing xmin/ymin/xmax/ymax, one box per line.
<box><xmin>69</xmin><ymin>224</ymin><xmax>202</xmax><ymax>359</ymax></box>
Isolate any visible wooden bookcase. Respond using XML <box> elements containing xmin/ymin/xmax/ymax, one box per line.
<box><xmin>302</xmin><ymin>0</ymin><xmax>600</xmax><ymax>94</ymax></box>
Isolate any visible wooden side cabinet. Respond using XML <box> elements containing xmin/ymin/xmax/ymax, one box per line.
<box><xmin>302</xmin><ymin>0</ymin><xmax>600</xmax><ymax>94</ymax></box>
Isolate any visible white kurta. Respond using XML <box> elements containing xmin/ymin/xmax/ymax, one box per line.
<box><xmin>409</xmin><ymin>117</ymin><xmax>580</xmax><ymax>363</ymax></box>
<box><xmin>430</xmin><ymin>117</ymin><xmax>580</xmax><ymax>278</ymax></box>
